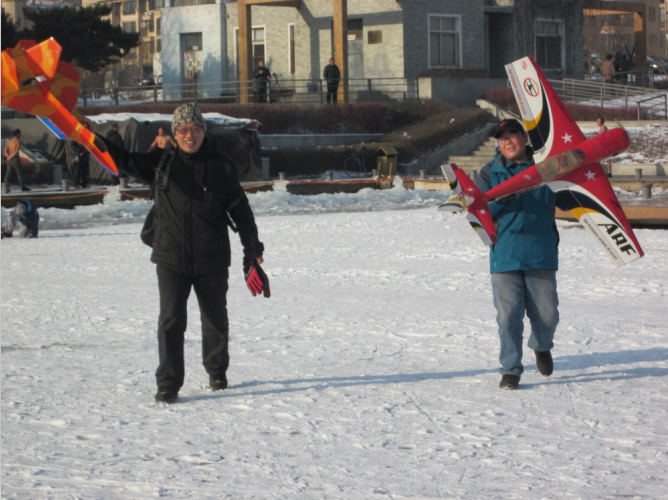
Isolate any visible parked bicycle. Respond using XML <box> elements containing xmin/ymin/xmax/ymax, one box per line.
<box><xmin>343</xmin><ymin>147</ymin><xmax>372</xmax><ymax>177</ymax></box>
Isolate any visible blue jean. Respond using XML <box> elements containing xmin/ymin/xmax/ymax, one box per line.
<box><xmin>491</xmin><ymin>269</ymin><xmax>559</xmax><ymax>376</ymax></box>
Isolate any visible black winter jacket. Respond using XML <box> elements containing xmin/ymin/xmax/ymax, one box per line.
<box><xmin>323</xmin><ymin>64</ymin><xmax>340</xmax><ymax>82</ymax></box>
<box><xmin>105</xmin><ymin>129</ymin><xmax>125</xmax><ymax>149</ymax></box>
<box><xmin>103</xmin><ymin>137</ymin><xmax>264</xmax><ymax>275</ymax></box>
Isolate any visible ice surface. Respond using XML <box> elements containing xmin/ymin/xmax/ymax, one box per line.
<box><xmin>2</xmin><ymin>187</ymin><xmax>667</xmax><ymax>499</ymax></box>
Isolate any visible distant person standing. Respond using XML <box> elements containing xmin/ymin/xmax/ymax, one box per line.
<box><xmin>254</xmin><ymin>60</ymin><xmax>271</xmax><ymax>103</ymax></box>
<box><xmin>596</xmin><ymin>117</ymin><xmax>613</xmax><ymax>177</ymax></box>
<box><xmin>619</xmin><ymin>54</ymin><xmax>631</xmax><ymax>84</ymax></box>
<box><xmin>106</xmin><ymin>123</ymin><xmax>127</xmax><ymax>186</ymax></box>
<box><xmin>324</xmin><ymin>58</ymin><xmax>341</xmax><ymax>104</ymax></box>
<box><xmin>613</xmin><ymin>51</ymin><xmax>623</xmax><ymax>83</ymax></box>
<box><xmin>147</xmin><ymin>127</ymin><xmax>177</xmax><ymax>152</ymax></box>
<box><xmin>66</xmin><ymin>140</ymin><xmax>90</xmax><ymax>189</ymax></box>
<box><xmin>601</xmin><ymin>54</ymin><xmax>615</xmax><ymax>83</ymax></box>
<box><xmin>3</xmin><ymin>129</ymin><xmax>30</xmax><ymax>192</ymax></box>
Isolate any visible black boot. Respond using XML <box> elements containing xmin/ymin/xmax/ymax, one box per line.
<box><xmin>209</xmin><ymin>374</ymin><xmax>228</xmax><ymax>391</ymax></box>
<box><xmin>499</xmin><ymin>374</ymin><xmax>520</xmax><ymax>390</ymax></box>
<box><xmin>155</xmin><ymin>387</ymin><xmax>178</xmax><ymax>403</ymax></box>
<box><xmin>534</xmin><ymin>350</ymin><xmax>554</xmax><ymax>376</ymax></box>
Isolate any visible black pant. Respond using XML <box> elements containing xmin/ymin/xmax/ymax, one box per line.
<box><xmin>257</xmin><ymin>81</ymin><xmax>268</xmax><ymax>103</ymax></box>
<box><xmin>70</xmin><ymin>158</ymin><xmax>90</xmax><ymax>188</ymax></box>
<box><xmin>5</xmin><ymin>156</ymin><xmax>26</xmax><ymax>188</ymax></box>
<box><xmin>156</xmin><ymin>265</ymin><xmax>230</xmax><ymax>390</ymax></box>
<box><xmin>327</xmin><ymin>82</ymin><xmax>339</xmax><ymax>103</ymax></box>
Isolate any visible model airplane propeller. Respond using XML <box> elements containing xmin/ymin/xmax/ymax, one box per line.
<box><xmin>439</xmin><ymin>56</ymin><xmax>643</xmax><ymax>267</ymax></box>
<box><xmin>1</xmin><ymin>38</ymin><xmax>118</xmax><ymax>175</ymax></box>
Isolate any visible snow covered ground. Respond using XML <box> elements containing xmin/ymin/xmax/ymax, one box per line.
<box><xmin>2</xmin><ymin>184</ymin><xmax>668</xmax><ymax>499</ymax></box>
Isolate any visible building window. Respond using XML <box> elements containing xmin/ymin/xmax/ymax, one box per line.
<box><xmin>149</xmin><ymin>38</ymin><xmax>155</xmax><ymax>55</ymax></box>
<box><xmin>234</xmin><ymin>27</ymin><xmax>266</xmax><ymax>76</ymax></box>
<box><xmin>148</xmin><ymin>19</ymin><xmax>154</xmax><ymax>32</ymax></box>
<box><xmin>156</xmin><ymin>38</ymin><xmax>162</xmax><ymax>52</ymax></box>
<box><xmin>156</xmin><ymin>17</ymin><xmax>161</xmax><ymax>35</ymax></box>
<box><xmin>113</xmin><ymin>2</ymin><xmax>120</xmax><ymax>16</ymax></box>
<box><xmin>348</xmin><ymin>18</ymin><xmax>363</xmax><ymax>40</ymax></box>
<box><xmin>428</xmin><ymin>14</ymin><xmax>461</xmax><ymax>67</ymax></box>
<box><xmin>122</xmin><ymin>0</ymin><xmax>136</xmax><ymax>15</ymax></box>
<box><xmin>288</xmin><ymin>24</ymin><xmax>295</xmax><ymax>74</ymax></box>
<box><xmin>649</xmin><ymin>7</ymin><xmax>656</xmax><ymax>22</ymax></box>
<box><xmin>252</xmin><ymin>27</ymin><xmax>265</xmax><ymax>68</ymax></box>
<box><xmin>535</xmin><ymin>19</ymin><xmax>563</xmax><ymax>69</ymax></box>
<box><xmin>368</xmin><ymin>30</ymin><xmax>382</xmax><ymax>44</ymax></box>
<box><xmin>123</xmin><ymin>21</ymin><xmax>136</xmax><ymax>33</ymax></box>
<box><xmin>183</xmin><ymin>33</ymin><xmax>202</xmax><ymax>51</ymax></box>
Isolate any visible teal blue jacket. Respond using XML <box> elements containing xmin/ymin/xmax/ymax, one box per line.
<box><xmin>476</xmin><ymin>148</ymin><xmax>567</xmax><ymax>274</ymax></box>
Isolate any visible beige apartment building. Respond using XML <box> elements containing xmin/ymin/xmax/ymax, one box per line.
<box><xmin>82</xmin><ymin>0</ymin><xmax>163</xmax><ymax>74</ymax></box>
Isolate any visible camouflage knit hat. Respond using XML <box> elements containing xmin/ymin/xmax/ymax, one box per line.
<box><xmin>172</xmin><ymin>103</ymin><xmax>207</xmax><ymax>134</ymax></box>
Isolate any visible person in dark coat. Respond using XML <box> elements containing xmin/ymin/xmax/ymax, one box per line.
<box><xmin>253</xmin><ymin>60</ymin><xmax>271</xmax><ymax>103</ymax></box>
<box><xmin>89</xmin><ymin>103</ymin><xmax>269</xmax><ymax>404</ymax></box>
<box><xmin>105</xmin><ymin>123</ymin><xmax>127</xmax><ymax>185</ymax></box>
<box><xmin>323</xmin><ymin>58</ymin><xmax>341</xmax><ymax>104</ymax></box>
<box><xmin>2</xmin><ymin>200</ymin><xmax>39</xmax><ymax>238</ymax></box>
<box><xmin>66</xmin><ymin>140</ymin><xmax>90</xmax><ymax>189</ymax></box>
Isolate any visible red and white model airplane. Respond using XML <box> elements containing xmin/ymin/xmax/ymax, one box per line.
<box><xmin>439</xmin><ymin>56</ymin><xmax>644</xmax><ymax>267</ymax></box>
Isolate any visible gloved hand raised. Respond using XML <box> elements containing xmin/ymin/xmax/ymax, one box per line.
<box><xmin>244</xmin><ymin>259</ymin><xmax>270</xmax><ymax>298</ymax></box>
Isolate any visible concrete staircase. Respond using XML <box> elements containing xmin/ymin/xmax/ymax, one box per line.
<box><xmin>448</xmin><ymin>137</ymin><xmax>498</xmax><ymax>173</ymax></box>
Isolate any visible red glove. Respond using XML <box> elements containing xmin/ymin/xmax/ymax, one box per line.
<box><xmin>244</xmin><ymin>259</ymin><xmax>270</xmax><ymax>298</ymax></box>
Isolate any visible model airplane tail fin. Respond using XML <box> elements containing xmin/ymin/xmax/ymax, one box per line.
<box><xmin>1</xmin><ymin>51</ymin><xmax>20</xmax><ymax>96</ymax></box>
<box><xmin>439</xmin><ymin>163</ymin><xmax>497</xmax><ymax>245</ymax></box>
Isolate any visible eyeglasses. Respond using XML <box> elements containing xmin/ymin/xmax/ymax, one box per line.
<box><xmin>175</xmin><ymin>125</ymin><xmax>204</xmax><ymax>136</ymax></box>
<box><xmin>497</xmin><ymin>133</ymin><xmax>522</xmax><ymax>144</ymax></box>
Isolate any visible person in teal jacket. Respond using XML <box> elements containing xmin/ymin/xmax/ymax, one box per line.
<box><xmin>475</xmin><ymin>119</ymin><xmax>569</xmax><ymax>390</ymax></box>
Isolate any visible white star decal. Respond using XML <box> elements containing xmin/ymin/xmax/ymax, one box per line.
<box><xmin>467</xmin><ymin>187</ymin><xmax>474</xmax><ymax>192</ymax></box>
<box><xmin>479</xmin><ymin>209</ymin><xmax>486</xmax><ymax>214</ymax></box>
<box><xmin>585</xmin><ymin>170</ymin><xmax>596</xmax><ymax>180</ymax></box>
<box><xmin>562</xmin><ymin>133</ymin><xmax>573</xmax><ymax>143</ymax></box>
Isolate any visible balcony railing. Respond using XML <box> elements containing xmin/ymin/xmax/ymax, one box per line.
<box><xmin>171</xmin><ymin>0</ymin><xmax>214</xmax><ymax>6</ymax></box>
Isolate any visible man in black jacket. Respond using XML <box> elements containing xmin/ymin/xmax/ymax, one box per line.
<box><xmin>323</xmin><ymin>58</ymin><xmax>341</xmax><ymax>104</ymax></box>
<box><xmin>253</xmin><ymin>60</ymin><xmax>271</xmax><ymax>103</ymax></box>
<box><xmin>91</xmin><ymin>103</ymin><xmax>269</xmax><ymax>404</ymax></box>
<box><xmin>66</xmin><ymin>140</ymin><xmax>90</xmax><ymax>189</ymax></box>
<box><xmin>105</xmin><ymin>123</ymin><xmax>127</xmax><ymax>186</ymax></box>
<box><xmin>107</xmin><ymin>123</ymin><xmax>128</xmax><ymax>186</ymax></box>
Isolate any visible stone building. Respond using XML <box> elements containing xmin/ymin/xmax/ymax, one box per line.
<box><xmin>158</xmin><ymin>0</ymin><xmax>584</xmax><ymax>97</ymax></box>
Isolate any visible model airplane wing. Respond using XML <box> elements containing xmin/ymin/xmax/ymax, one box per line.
<box><xmin>1</xmin><ymin>39</ymin><xmax>117</xmax><ymax>175</ymax></box>
<box><xmin>505</xmin><ymin>56</ymin><xmax>643</xmax><ymax>266</ymax></box>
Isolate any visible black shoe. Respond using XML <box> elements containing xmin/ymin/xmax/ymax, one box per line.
<box><xmin>535</xmin><ymin>350</ymin><xmax>554</xmax><ymax>376</ymax></box>
<box><xmin>499</xmin><ymin>374</ymin><xmax>520</xmax><ymax>390</ymax></box>
<box><xmin>607</xmin><ymin>172</ymin><xmax>613</xmax><ymax>178</ymax></box>
<box><xmin>21</xmin><ymin>187</ymin><xmax>31</xmax><ymax>191</ymax></box>
<box><xmin>154</xmin><ymin>387</ymin><xmax>178</xmax><ymax>403</ymax></box>
<box><xmin>209</xmin><ymin>375</ymin><xmax>228</xmax><ymax>391</ymax></box>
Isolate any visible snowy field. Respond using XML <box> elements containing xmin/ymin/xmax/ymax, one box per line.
<box><xmin>2</xmin><ymin>185</ymin><xmax>668</xmax><ymax>499</ymax></box>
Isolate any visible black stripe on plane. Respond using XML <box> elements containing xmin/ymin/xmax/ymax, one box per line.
<box><xmin>527</xmin><ymin>83</ymin><xmax>552</xmax><ymax>154</ymax></box>
<box><xmin>566</xmin><ymin>189</ymin><xmax>626</xmax><ymax>233</ymax></box>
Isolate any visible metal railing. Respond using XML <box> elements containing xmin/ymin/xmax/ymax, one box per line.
<box><xmin>547</xmin><ymin>77</ymin><xmax>668</xmax><ymax>119</ymax></box>
<box><xmin>80</xmin><ymin>77</ymin><xmax>419</xmax><ymax>107</ymax></box>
